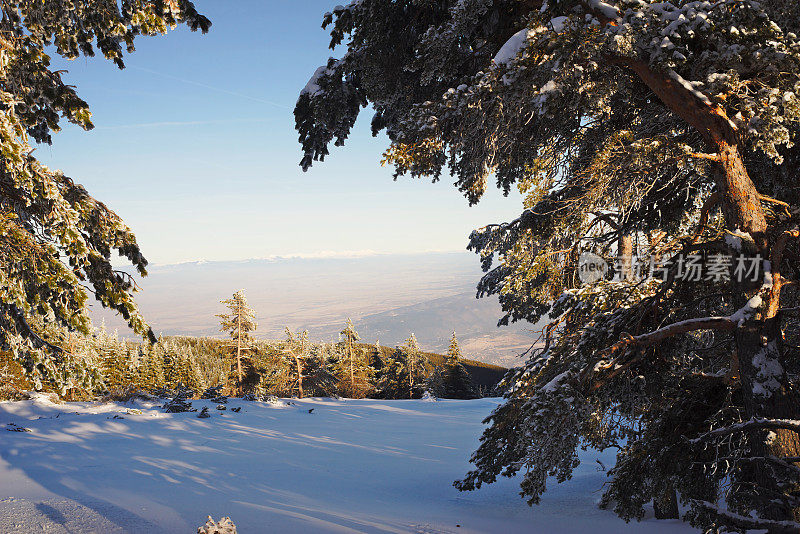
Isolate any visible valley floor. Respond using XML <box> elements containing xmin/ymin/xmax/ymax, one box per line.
<box><xmin>0</xmin><ymin>396</ymin><xmax>691</xmax><ymax>533</ymax></box>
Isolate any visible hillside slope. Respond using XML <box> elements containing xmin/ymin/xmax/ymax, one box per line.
<box><xmin>362</xmin><ymin>343</ymin><xmax>507</xmax><ymax>391</ymax></box>
<box><xmin>0</xmin><ymin>396</ymin><xmax>691</xmax><ymax>534</ymax></box>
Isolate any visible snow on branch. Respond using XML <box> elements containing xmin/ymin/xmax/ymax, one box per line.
<box><xmin>667</xmin><ymin>69</ymin><xmax>711</xmax><ymax>106</ymax></box>
<box><xmin>687</xmin><ymin>418</ymin><xmax>800</xmax><ymax>445</ymax></box>
<box><xmin>493</xmin><ymin>28</ymin><xmax>534</xmax><ymax>66</ymax></box>
<box><xmin>690</xmin><ymin>499</ymin><xmax>800</xmax><ymax>531</ymax></box>
<box><xmin>6</xmin><ymin>303</ymin><xmax>65</xmax><ymax>356</ymax></box>
<box><xmin>586</xmin><ymin>0</ymin><xmax>620</xmax><ymax>21</ymax></box>
<box><xmin>300</xmin><ymin>60</ymin><xmax>341</xmax><ymax>98</ymax></box>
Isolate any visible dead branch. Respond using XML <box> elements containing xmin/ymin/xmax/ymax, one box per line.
<box><xmin>692</xmin><ymin>192</ymin><xmax>720</xmax><ymax>244</ymax></box>
<box><xmin>767</xmin><ymin>228</ymin><xmax>800</xmax><ymax>319</ymax></box>
<box><xmin>686</xmin><ymin>152</ymin><xmax>721</xmax><ymax>162</ymax></box>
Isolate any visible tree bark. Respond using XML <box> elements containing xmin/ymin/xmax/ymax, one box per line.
<box><xmin>616</xmin><ymin>57</ymin><xmax>800</xmax><ymax>524</ymax></box>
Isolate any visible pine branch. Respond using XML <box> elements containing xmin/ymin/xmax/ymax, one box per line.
<box><xmin>7</xmin><ymin>304</ymin><xmax>65</xmax><ymax>356</ymax></box>
<box><xmin>691</xmin><ymin>499</ymin><xmax>800</xmax><ymax>531</ymax></box>
<box><xmin>586</xmin><ymin>315</ymin><xmax>737</xmax><ymax>389</ymax></box>
<box><xmin>688</xmin><ymin>418</ymin><xmax>800</xmax><ymax>445</ymax></box>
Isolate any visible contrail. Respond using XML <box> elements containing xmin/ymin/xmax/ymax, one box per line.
<box><xmin>131</xmin><ymin>65</ymin><xmax>291</xmax><ymax>109</ymax></box>
<box><xmin>95</xmin><ymin>117</ymin><xmax>273</xmax><ymax>130</ymax></box>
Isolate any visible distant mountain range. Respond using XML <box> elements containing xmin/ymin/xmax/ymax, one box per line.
<box><xmin>94</xmin><ymin>252</ymin><xmax>538</xmax><ymax>367</ymax></box>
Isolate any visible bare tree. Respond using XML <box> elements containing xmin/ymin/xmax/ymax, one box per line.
<box><xmin>284</xmin><ymin>328</ymin><xmax>310</xmax><ymax>398</ymax></box>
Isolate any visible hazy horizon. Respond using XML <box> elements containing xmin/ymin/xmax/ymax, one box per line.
<box><xmin>94</xmin><ymin>251</ymin><xmax>536</xmax><ymax>367</ymax></box>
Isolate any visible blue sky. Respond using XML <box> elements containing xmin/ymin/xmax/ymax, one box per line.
<box><xmin>38</xmin><ymin>0</ymin><xmax>522</xmax><ymax>265</ymax></box>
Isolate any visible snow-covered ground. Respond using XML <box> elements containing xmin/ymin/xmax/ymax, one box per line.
<box><xmin>0</xmin><ymin>396</ymin><xmax>691</xmax><ymax>533</ymax></box>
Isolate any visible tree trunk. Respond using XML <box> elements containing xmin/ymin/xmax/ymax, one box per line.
<box><xmin>236</xmin><ymin>309</ymin><xmax>242</xmax><ymax>395</ymax></box>
<box><xmin>349</xmin><ymin>342</ymin><xmax>354</xmax><ymax>394</ymax></box>
<box><xmin>714</xmin><ymin>141</ymin><xmax>767</xmax><ymax>245</ymax></box>
<box><xmin>294</xmin><ymin>355</ymin><xmax>304</xmax><ymax>399</ymax></box>
<box><xmin>653</xmin><ymin>486</ymin><xmax>679</xmax><ymax>520</ymax></box>
<box><xmin>619</xmin><ymin>56</ymin><xmax>800</xmax><ymax>525</ymax></box>
<box><xmin>409</xmin><ymin>357</ymin><xmax>414</xmax><ymax>399</ymax></box>
<box><xmin>716</xmin><ymin>147</ymin><xmax>800</xmax><ymax>527</ymax></box>
<box><xmin>714</xmin><ymin>144</ymin><xmax>800</xmax><ymax>526</ymax></box>
<box><xmin>618</xmin><ymin>234</ymin><xmax>633</xmax><ymax>281</ymax></box>
<box><xmin>735</xmin><ymin>318</ymin><xmax>800</xmax><ymax>525</ymax></box>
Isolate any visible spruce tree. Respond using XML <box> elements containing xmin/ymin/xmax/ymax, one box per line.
<box><xmin>217</xmin><ymin>290</ymin><xmax>257</xmax><ymax>395</ymax></box>
<box><xmin>371</xmin><ymin>339</ymin><xmax>383</xmax><ymax>369</ymax></box>
<box><xmin>400</xmin><ymin>334</ymin><xmax>430</xmax><ymax>399</ymax></box>
<box><xmin>442</xmin><ymin>333</ymin><xmax>475</xmax><ymax>399</ymax></box>
<box><xmin>122</xmin><ymin>344</ymin><xmax>140</xmax><ymax>389</ymax></box>
<box><xmin>161</xmin><ymin>339</ymin><xmax>182</xmax><ymax>391</ymax></box>
<box><xmin>267</xmin><ymin>328</ymin><xmax>337</xmax><ymax>398</ymax></box>
<box><xmin>0</xmin><ymin>0</ymin><xmax>209</xmax><ymax>392</ymax></box>
<box><xmin>98</xmin><ymin>328</ymin><xmax>128</xmax><ymax>391</ymax></box>
<box><xmin>334</xmin><ymin>319</ymin><xmax>373</xmax><ymax>398</ymax></box>
<box><xmin>137</xmin><ymin>345</ymin><xmax>164</xmax><ymax>392</ymax></box>
<box><xmin>296</xmin><ymin>1</ymin><xmax>800</xmax><ymax>528</ymax></box>
<box><xmin>376</xmin><ymin>347</ymin><xmax>407</xmax><ymax>400</ymax></box>
<box><xmin>180</xmin><ymin>347</ymin><xmax>205</xmax><ymax>395</ymax></box>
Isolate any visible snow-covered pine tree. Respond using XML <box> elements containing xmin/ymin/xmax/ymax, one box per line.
<box><xmin>296</xmin><ymin>1</ymin><xmax>800</xmax><ymax>529</ymax></box>
<box><xmin>371</xmin><ymin>339</ymin><xmax>382</xmax><ymax>369</ymax></box>
<box><xmin>283</xmin><ymin>327</ymin><xmax>309</xmax><ymax>398</ymax></box>
<box><xmin>161</xmin><ymin>339</ymin><xmax>183</xmax><ymax>391</ymax></box>
<box><xmin>266</xmin><ymin>328</ymin><xmax>337</xmax><ymax>398</ymax></box>
<box><xmin>375</xmin><ymin>346</ymin><xmax>407</xmax><ymax>399</ymax></box>
<box><xmin>181</xmin><ymin>347</ymin><xmax>206</xmax><ymax>395</ymax></box>
<box><xmin>122</xmin><ymin>344</ymin><xmax>140</xmax><ymax>389</ymax></box>
<box><xmin>217</xmin><ymin>290</ymin><xmax>257</xmax><ymax>395</ymax></box>
<box><xmin>441</xmin><ymin>333</ymin><xmax>476</xmax><ymax>399</ymax></box>
<box><xmin>163</xmin><ymin>385</ymin><xmax>195</xmax><ymax>413</ymax></box>
<box><xmin>137</xmin><ymin>344</ymin><xmax>165</xmax><ymax>392</ymax></box>
<box><xmin>0</xmin><ymin>0</ymin><xmax>209</xmax><ymax>393</ymax></box>
<box><xmin>400</xmin><ymin>334</ymin><xmax>430</xmax><ymax>399</ymax></box>
<box><xmin>305</xmin><ymin>341</ymin><xmax>339</xmax><ymax>397</ymax></box>
<box><xmin>255</xmin><ymin>328</ymin><xmax>311</xmax><ymax>398</ymax></box>
<box><xmin>334</xmin><ymin>319</ymin><xmax>374</xmax><ymax>398</ymax></box>
<box><xmin>0</xmin><ymin>348</ymin><xmax>30</xmax><ymax>400</ymax></box>
<box><xmin>39</xmin><ymin>329</ymin><xmax>102</xmax><ymax>399</ymax></box>
<box><xmin>197</xmin><ymin>515</ymin><xmax>237</xmax><ymax>534</ymax></box>
<box><xmin>98</xmin><ymin>327</ymin><xmax>128</xmax><ymax>391</ymax></box>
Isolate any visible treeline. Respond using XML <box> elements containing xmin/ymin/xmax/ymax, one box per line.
<box><xmin>0</xmin><ymin>322</ymin><xmax>505</xmax><ymax>401</ymax></box>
